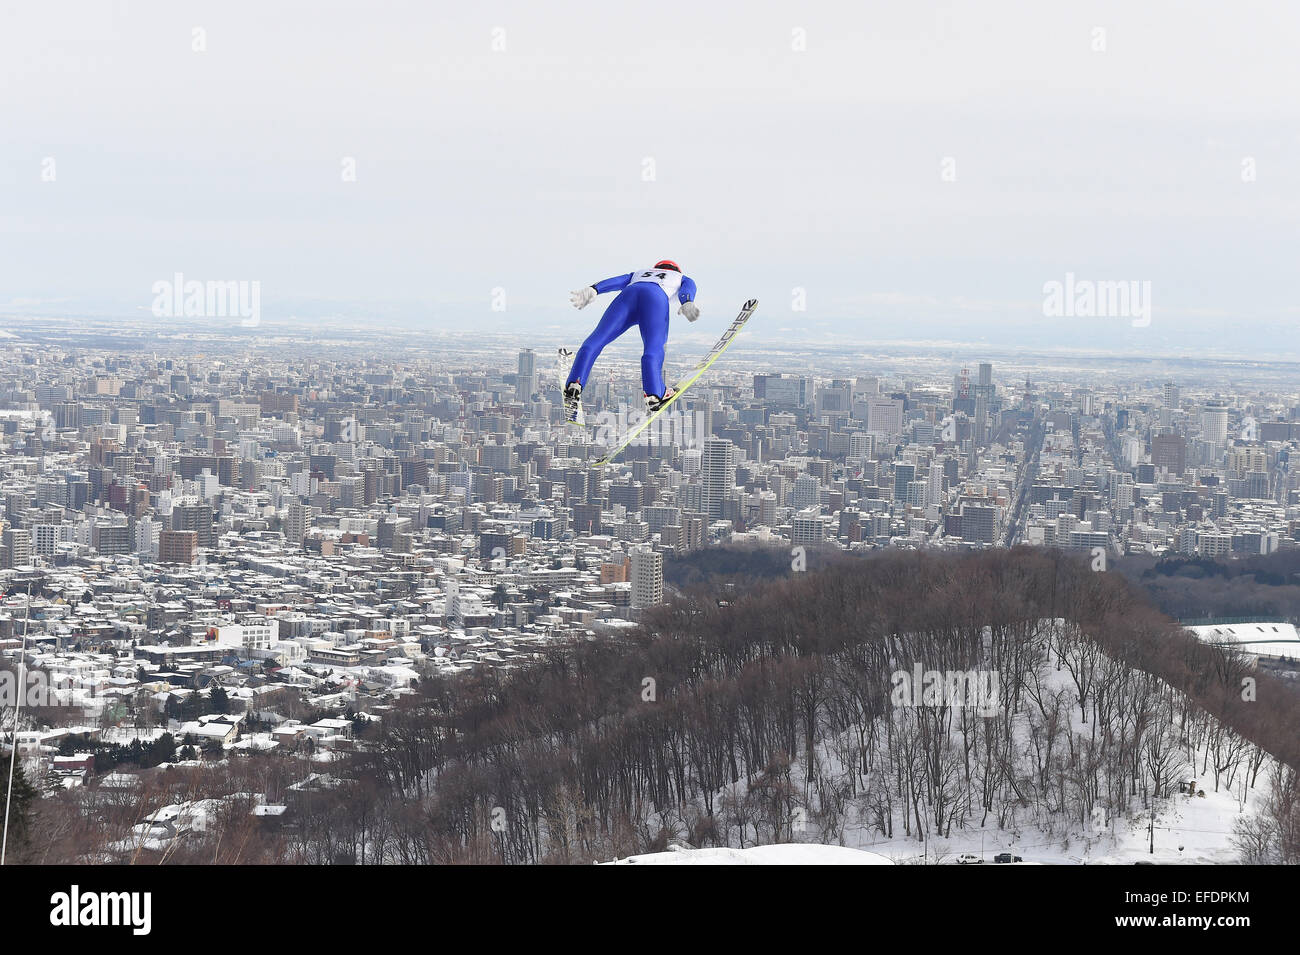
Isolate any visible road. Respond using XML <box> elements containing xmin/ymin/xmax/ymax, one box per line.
<box><xmin>1004</xmin><ymin>414</ymin><xmax>1045</xmax><ymax>546</ymax></box>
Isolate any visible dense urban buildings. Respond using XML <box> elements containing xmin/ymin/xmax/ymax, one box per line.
<box><xmin>4</xmin><ymin>318</ymin><xmax>1300</xmax><ymax>807</ymax></box>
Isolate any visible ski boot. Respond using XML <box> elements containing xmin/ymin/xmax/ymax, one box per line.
<box><xmin>564</xmin><ymin>382</ymin><xmax>583</xmax><ymax>423</ymax></box>
<box><xmin>644</xmin><ymin>388</ymin><xmax>677</xmax><ymax>414</ymax></box>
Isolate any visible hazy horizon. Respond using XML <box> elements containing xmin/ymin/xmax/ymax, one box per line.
<box><xmin>4</xmin><ymin>1</ymin><xmax>1299</xmax><ymax>355</ymax></box>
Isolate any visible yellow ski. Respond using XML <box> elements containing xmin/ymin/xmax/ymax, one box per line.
<box><xmin>592</xmin><ymin>298</ymin><xmax>757</xmax><ymax>468</ymax></box>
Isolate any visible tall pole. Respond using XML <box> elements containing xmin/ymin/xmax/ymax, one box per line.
<box><xmin>2</xmin><ymin>599</ymin><xmax>31</xmax><ymax>866</ymax></box>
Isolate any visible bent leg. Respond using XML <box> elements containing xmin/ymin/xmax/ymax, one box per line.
<box><xmin>568</xmin><ymin>293</ymin><xmax>637</xmax><ymax>388</ymax></box>
<box><xmin>637</xmin><ymin>295</ymin><xmax>671</xmax><ymax>397</ymax></box>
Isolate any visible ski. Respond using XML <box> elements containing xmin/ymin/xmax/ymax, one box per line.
<box><xmin>591</xmin><ymin>298</ymin><xmax>757</xmax><ymax>468</ymax></box>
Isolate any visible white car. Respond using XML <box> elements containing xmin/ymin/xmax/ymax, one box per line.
<box><xmin>955</xmin><ymin>854</ymin><xmax>983</xmax><ymax>865</ymax></box>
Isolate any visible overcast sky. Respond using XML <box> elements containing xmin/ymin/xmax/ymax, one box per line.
<box><xmin>2</xmin><ymin>1</ymin><xmax>1299</xmax><ymax>354</ymax></box>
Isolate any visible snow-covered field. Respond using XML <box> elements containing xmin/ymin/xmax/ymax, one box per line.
<box><xmin>608</xmin><ymin>844</ymin><xmax>893</xmax><ymax>865</ymax></box>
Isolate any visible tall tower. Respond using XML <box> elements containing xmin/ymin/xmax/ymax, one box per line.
<box><xmin>927</xmin><ymin>460</ymin><xmax>946</xmax><ymax>507</ymax></box>
<box><xmin>974</xmin><ymin>363</ymin><xmax>993</xmax><ymax>445</ymax></box>
<box><xmin>701</xmin><ymin>438</ymin><xmax>736</xmax><ymax>520</ymax></box>
<box><xmin>1201</xmin><ymin>400</ymin><xmax>1229</xmax><ymax>449</ymax></box>
<box><xmin>516</xmin><ymin>349</ymin><xmax>537</xmax><ymax>402</ymax></box>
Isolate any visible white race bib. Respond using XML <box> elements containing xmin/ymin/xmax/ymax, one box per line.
<box><xmin>629</xmin><ymin>267</ymin><xmax>683</xmax><ymax>298</ymax></box>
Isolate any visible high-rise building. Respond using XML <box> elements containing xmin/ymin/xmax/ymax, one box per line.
<box><xmin>701</xmin><ymin>438</ymin><xmax>736</xmax><ymax>520</ymax></box>
<box><xmin>954</xmin><ymin>368</ymin><xmax>971</xmax><ymax>401</ymax></box>
<box><xmin>32</xmin><ymin>524</ymin><xmax>61</xmax><ymax>557</ymax></box>
<box><xmin>792</xmin><ymin>510</ymin><xmax>824</xmax><ymax>545</ymax></box>
<box><xmin>572</xmin><ymin>501</ymin><xmax>603</xmax><ymax>536</ymax></box>
<box><xmin>630</xmin><ymin>547</ymin><xmax>664</xmax><ymax>608</ymax></box>
<box><xmin>849</xmin><ymin>432</ymin><xmax>875</xmax><ymax>458</ymax></box>
<box><xmin>906</xmin><ymin>480</ymin><xmax>928</xmax><ymax>508</ymax></box>
<box><xmin>172</xmin><ymin>499</ymin><xmax>214</xmax><ymax>547</ymax></box>
<box><xmin>54</xmin><ymin>402</ymin><xmax>80</xmax><ymax>430</ymax></box>
<box><xmin>944</xmin><ymin>457</ymin><xmax>959</xmax><ymax>488</ymax></box>
<box><xmin>682</xmin><ymin>515</ymin><xmax>705</xmax><ymax>552</ymax></box>
<box><xmin>816</xmin><ymin>380</ymin><xmax>853</xmax><ymax>414</ymax></box>
<box><xmin>792</xmin><ymin>473</ymin><xmax>821</xmax><ymax>509</ymax></box>
<box><xmin>927</xmin><ymin>463</ymin><xmax>946</xmax><ymax>507</ymax></box>
<box><xmin>753</xmin><ymin>374</ymin><xmax>810</xmax><ymax>408</ymax></box>
<box><xmin>974</xmin><ymin>363</ymin><xmax>993</xmax><ymax>445</ymax></box>
<box><xmin>645</xmin><ymin>504</ymin><xmax>682</xmax><ymax>533</ymax></box>
<box><xmin>158</xmin><ymin>529</ymin><xmax>198</xmax><ymax>564</ymax></box>
<box><xmin>92</xmin><ymin>522</ymin><xmax>132</xmax><ymax>555</ymax></box>
<box><xmin>286</xmin><ymin>502</ymin><xmax>311</xmax><ymax>544</ymax></box>
<box><xmin>1199</xmin><ymin>532</ymin><xmax>1232</xmax><ymax>558</ymax></box>
<box><xmin>135</xmin><ymin>516</ymin><xmax>159</xmax><ymax>557</ymax></box>
<box><xmin>338</xmin><ymin>474</ymin><xmax>365</xmax><ymax>508</ymax></box>
<box><xmin>480</xmin><ymin>530</ymin><xmax>525</xmax><ymax>562</ymax></box>
<box><xmin>866</xmin><ymin>397</ymin><xmax>904</xmax><ymax>436</ymax></box>
<box><xmin>516</xmin><ymin>349</ymin><xmax>537</xmax><ymax>402</ymax></box>
<box><xmin>1201</xmin><ymin>401</ymin><xmax>1229</xmax><ymax>448</ymax></box>
<box><xmin>1151</xmin><ymin>434</ymin><xmax>1187</xmax><ymax>475</ymax></box>
<box><xmin>1227</xmin><ymin>447</ymin><xmax>1267</xmax><ymax>476</ymax></box>
<box><xmin>960</xmin><ymin>503</ymin><xmax>997</xmax><ymax>544</ymax></box>
<box><xmin>2</xmin><ymin>528</ymin><xmax>33</xmax><ymax>568</ymax></box>
<box><xmin>893</xmin><ymin>463</ymin><xmax>916</xmax><ymax>501</ymax></box>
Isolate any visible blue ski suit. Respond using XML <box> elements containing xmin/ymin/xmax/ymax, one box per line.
<box><xmin>567</xmin><ymin>267</ymin><xmax>698</xmax><ymax>399</ymax></box>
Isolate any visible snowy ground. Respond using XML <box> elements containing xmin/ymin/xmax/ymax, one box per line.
<box><xmin>606</xmin><ymin>779</ymin><xmax>1256</xmax><ymax>865</ymax></box>
<box><xmin>826</xmin><ymin>638</ymin><xmax>1270</xmax><ymax>865</ymax></box>
<box><xmin>834</xmin><ymin>778</ymin><xmax>1257</xmax><ymax>865</ymax></box>
<box><xmin>607</xmin><ymin>844</ymin><xmax>893</xmax><ymax>865</ymax></box>
<box><xmin>100</xmin><ymin>725</ymin><xmax>169</xmax><ymax>744</ymax></box>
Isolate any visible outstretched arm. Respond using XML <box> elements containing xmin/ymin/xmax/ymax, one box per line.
<box><xmin>571</xmin><ymin>272</ymin><xmax>634</xmax><ymax>308</ymax></box>
<box><xmin>678</xmin><ymin>276</ymin><xmax>700</xmax><ymax>321</ymax></box>
<box><xmin>593</xmin><ymin>273</ymin><xmax>635</xmax><ymax>294</ymax></box>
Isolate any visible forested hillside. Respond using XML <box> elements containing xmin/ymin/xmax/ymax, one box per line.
<box><xmin>1115</xmin><ymin>550</ymin><xmax>1300</xmax><ymax>622</ymax></box>
<box><xmin>16</xmin><ymin>548</ymin><xmax>1298</xmax><ymax>865</ymax></box>
<box><xmin>337</xmin><ymin>547</ymin><xmax>1299</xmax><ymax>863</ymax></box>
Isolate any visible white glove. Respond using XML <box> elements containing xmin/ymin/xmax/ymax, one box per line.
<box><xmin>679</xmin><ymin>300</ymin><xmax>700</xmax><ymax>322</ymax></box>
<box><xmin>570</xmin><ymin>286</ymin><xmax>597</xmax><ymax>309</ymax></box>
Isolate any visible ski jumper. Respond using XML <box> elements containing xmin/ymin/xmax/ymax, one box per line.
<box><xmin>567</xmin><ymin>268</ymin><xmax>698</xmax><ymax>398</ymax></box>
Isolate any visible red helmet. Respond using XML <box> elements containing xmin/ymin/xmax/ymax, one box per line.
<box><xmin>654</xmin><ymin>260</ymin><xmax>680</xmax><ymax>272</ymax></box>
